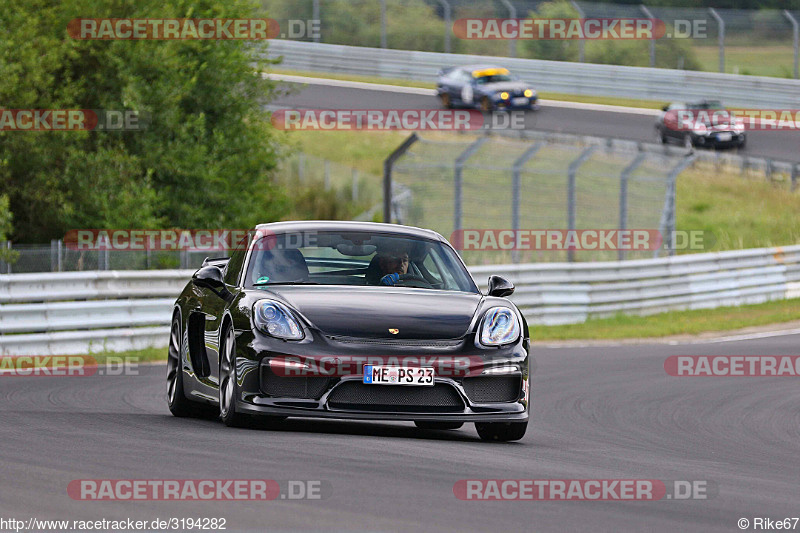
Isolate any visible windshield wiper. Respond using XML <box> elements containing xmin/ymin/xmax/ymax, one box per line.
<box><xmin>253</xmin><ymin>280</ymin><xmax>318</xmax><ymax>286</ymax></box>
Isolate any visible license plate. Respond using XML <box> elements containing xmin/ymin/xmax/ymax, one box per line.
<box><xmin>512</xmin><ymin>97</ymin><xmax>529</xmax><ymax>106</ymax></box>
<box><xmin>717</xmin><ymin>132</ymin><xmax>732</xmax><ymax>142</ymax></box>
<box><xmin>363</xmin><ymin>365</ymin><xmax>434</xmax><ymax>386</ymax></box>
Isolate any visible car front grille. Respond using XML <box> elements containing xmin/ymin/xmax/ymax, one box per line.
<box><xmin>327</xmin><ymin>381</ymin><xmax>465</xmax><ymax>412</ymax></box>
<box><xmin>461</xmin><ymin>375</ymin><xmax>521</xmax><ymax>403</ymax></box>
<box><xmin>260</xmin><ymin>365</ymin><xmax>331</xmax><ymax>400</ymax></box>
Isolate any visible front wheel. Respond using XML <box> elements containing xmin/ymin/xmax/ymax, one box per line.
<box><xmin>219</xmin><ymin>326</ymin><xmax>249</xmax><ymax>427</ymax></box>
<box><xmin>475</xmin><ymin>421</ymin><xmax>528</xmax><ymax>442</ymax></box>
<box><xmin>167</xmin><ymin>314</ymin><xmax>194</xmax><ymax>417</ymax></box>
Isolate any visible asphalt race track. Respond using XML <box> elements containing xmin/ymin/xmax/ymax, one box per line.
<box><xmin>271</xmin><ymin>81</ymin><xmax>800</xmax><ymax>163</ymax></box>
<box><xmin>1</xmin><ymin>333</ymin><xmax>798</xmax><ymax>532</ymax></box>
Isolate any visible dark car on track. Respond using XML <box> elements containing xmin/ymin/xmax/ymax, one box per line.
<box><xmin>655</xmin><ymin>100</ymin><xmax>746</xmax><ymax>149</ymax></box>
<box><xmin>167</xmin><ymin>221</ymin><xmax>530</xmax><ymax>441</ymax></box>
<box><xmin>436</xmin><ymin>65</ymin><xmax>539</xmax><ymax>112</ymax></box>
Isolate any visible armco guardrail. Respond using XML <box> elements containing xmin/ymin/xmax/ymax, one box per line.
<box><xmin>472</xmin><ymin>245</ymin><xmax>800</xmax><ymax>325</ymax></box>
<box><xmin>2</xmin><ymin>246</ymin><xmax>800</xmax><ymax>355</ymax></box>
<box><xmin>260</xmin><ymin>40</ymin><xmax>800</xmax><ymax>109</ymax></box>
<box><xmin>0</xmin><ymin>270</ymin><xmax>193</xmax><ymax>356</ymax></box>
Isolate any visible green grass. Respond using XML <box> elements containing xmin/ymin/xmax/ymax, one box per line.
<box><xmin>269</xmin><ymin>67</ymin><xmax>666</xmax><ymax>109</ymax></box>
<box><xmin>677</xmin><ymin>163</ymin><xmax>800</xmax><ymax>251</ymax></box>
<box><xmin>532</xmin><ymin>297</ymin><xmax>800</xmax><ymax>340</ymax></box>
<box><xmin>90</xmin><ymin>347</ymin><xmax>166</xmax><ymax>364</ymax></box>
<box><xmin>693</xmin><ymin>45</ymin><xmax>797</xmax><ymax>78</ymax></box>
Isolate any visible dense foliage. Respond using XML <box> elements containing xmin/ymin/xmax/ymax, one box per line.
<box><xmin>0</xmin><ymin>0</ymin><xmax>286</xmax><ymax>242</ymax></box>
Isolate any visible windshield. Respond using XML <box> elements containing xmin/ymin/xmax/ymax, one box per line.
<box><xmin>475</xmin><ymin>74</ymin><xmax>513</xmax><ymax>84</ymax></box>
<box><xmin>244</xmin><ymin>230</ymin><xmax>479</xmax><ymax>293</ymax></box>
<box><xmin>687</xmin><ymin>101</ymin><xmax>723</xmax><ymax>110</ymax></box>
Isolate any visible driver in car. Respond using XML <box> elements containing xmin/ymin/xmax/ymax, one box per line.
<box><xmin>378</xmin><ymin>249</ymin><xmax>410</xmax><ymax>286</ymax></box>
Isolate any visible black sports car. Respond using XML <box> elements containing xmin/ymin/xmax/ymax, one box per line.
<box><xmin>655</xmin><ymin>100</ymin><xmax>746</xmax><ymax>149</ymax></box>
<box><xmin>167</xmin><ymin>221</ymin><xmax>530</xmax><ymax>441</ymax></box>
<box><xmin>436</xmin><ymin>65</ymin><xmax>539</xmax><ymax>112</ymax></box>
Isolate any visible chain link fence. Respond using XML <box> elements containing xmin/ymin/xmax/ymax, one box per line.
<box><xmin>260</xmin><ymin>0</ymin><xmax>800</xmax><ymax>78</ymax></box>
<box><xmin>2</xmin><ymin>152</ymin><xmax>380</xmax><ymax>273</ymax></box>
<box><xmin>0</xmin><ymin>242</ymin><xmax>215</xmax><ymax>274</ymax></box>
<box><xmin>386</xmin><ymin>131</ymin><xmax>691</xmax><ymax>264</ymax></box>
<box><xmin>276</xmin><ymin>151</ymin><xmax>380</xmax><ymax>207</ymax></box>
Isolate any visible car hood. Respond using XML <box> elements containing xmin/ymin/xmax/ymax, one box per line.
<box><xmin>480</xmin><ymin>81</ymin><xmax>531</xmax><ymax>93</ymax></box>
<box><xmin>260</xmin><ymin>286</ymin><xmax>483</xmax><ymax>340</ymax></box>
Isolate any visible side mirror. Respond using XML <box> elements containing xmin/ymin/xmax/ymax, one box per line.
<box><xmin>192</xmin><ymin>265</ymin><xmax>225</xmax><ymax>290</ymax></box>
<box><xmin>487</xmin><ymin>275</ymin><xmax>514</xmax><ymax>297</ymax></box>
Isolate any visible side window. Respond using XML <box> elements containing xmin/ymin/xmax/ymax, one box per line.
<box><xmin>223</xmin><ymin>240</ymin><xmax>247</xmax><ymax>286</ymax></box>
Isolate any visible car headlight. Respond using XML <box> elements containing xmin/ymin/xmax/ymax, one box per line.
<box><xmin>499</xmin><ymin>91</ymin><xmax>509</xmax><ymax>100</ymax></box>
<box><xmin>524</xmin><ymin>89</ymin><xmax>533</xmax><ymax>98</ymax></box>
<box><xmin>253</xmin><ymin>300</ymin><xmax>304</xmax><ymax>340</ymax></box>
<box><xmin>478</xmin><ymin>307</ymin><xmax>521</xmax><ymax>346</ymax></box>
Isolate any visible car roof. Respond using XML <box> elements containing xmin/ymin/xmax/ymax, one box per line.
<box><xmin>458</xmin><ymin>64</ymin><xmax>505</xmax><ymax>71</ymax></box>
<box><xmin>669</xmin><ymin>100</ymin><xmax>723</xmax><ymax>108</ymax></box>
<box><xmin>458</xmin><ymin>65</ymin><xmax>510</xmax><ymax>76</ymax></box>
<box><xmin>253</xmin><ymin>220</ymin><xmax>447</xmax><ymax>242</ymax></box>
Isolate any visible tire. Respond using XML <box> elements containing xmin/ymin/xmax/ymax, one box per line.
<box><xmin>441</xmin><ymin>93</ymin><xmax>452</xmax><ymax>109</ymax></box>
<box><xmin>167</xmin><ymin>313</ymin><xmax>194</xmax><ymax>417</ymax></box>
<box><xmin>475</xmin><ymin>421</ymin><xmax>528</xmax><ymax>442</ymax></box>
<box><xmin>656</xmin><ymin>127</ymin><xmax>667</xmax><ymax>144</ymax></box>
<box><xmin>219</xmin><ymin>325</ymin><xmax>249</xmax><ymax>427</ymax></box>
<box><xmin>683</xmin><ymin>134</ymin><xmax>694</xmax><ymax>150</ymax></box>
<box><xmin>480</xmin><ymin>96</ymin><xmax>492</xmax><ymax>112</ymax></box>
<box><xmin>414</xmin><ymin>421</ymin><xmax>464</xmax><ymax>430</ymax></box>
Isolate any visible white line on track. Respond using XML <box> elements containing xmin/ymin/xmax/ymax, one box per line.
<box><xmin>533</xmin><ymin>326</ymin><xmax>800</xmax><ymax>348</ymax></box>
<box><xmin>263</xmin><ymin>73</ymin><xmax>660</xmax><ymax>116</ymax></box>
<box><xmin>680</xmin><ymin>327</ymin><xmax>800</xmax><ymax>344</ymax></box>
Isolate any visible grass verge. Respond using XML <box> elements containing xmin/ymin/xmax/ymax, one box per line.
<box><xmin>531</xmin><ymin>298</ymin><xmax>800</xmax><ymax>341</ymax></box>
<box><xmin>90</xmin><ymin>347</ymin><xmax>166</xmax><ymax>364</ymax></box>
<box><xmin>694</xmin><ymin>45</ymin><xmax>795</xmax><ymax>78</ymax></box>
<box><xmin>280</xmin><ymin>129</ymin><xmax>800</xmax><ymax>252</ymax></box>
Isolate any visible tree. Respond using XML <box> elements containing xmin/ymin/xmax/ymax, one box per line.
<box><xmin>0</xmin><ymin>195</ymin><xmax>18</xmax><ymax>263</ymax></box>
<box><xmin>0</xmin><ymin>0</ymin><xmax>286</xmax><ymax>242</ymax></box>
